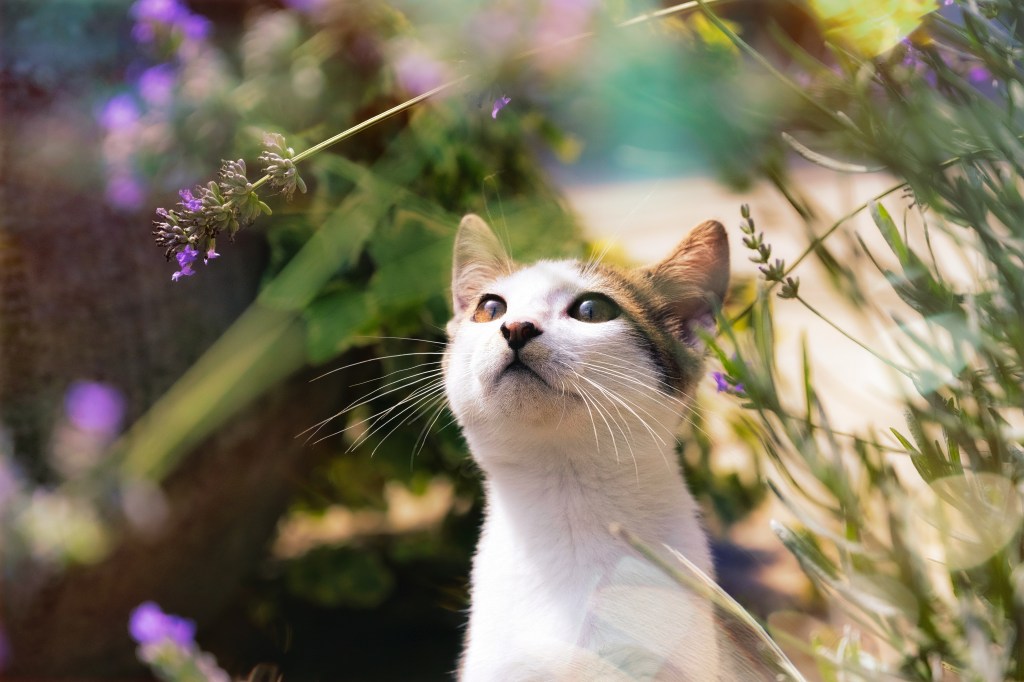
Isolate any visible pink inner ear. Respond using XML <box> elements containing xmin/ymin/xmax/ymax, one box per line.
<box><xmin>648</xmin><ymin>220</ymin><xmax>730</xmax><ymax>345</ymax></box>
<box><xmin>451</xmin><ymin>214</ymin><xmax>511</xmax><ymax>316</ymax></box>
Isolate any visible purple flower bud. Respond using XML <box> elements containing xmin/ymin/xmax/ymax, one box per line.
<box><xmin>968</xmin><ymin>65</ymin><xmax>992</xmax><ymax>83</ymax></box>
<box><xmin>105</xmin><ymin>174</ymin><xmax>146</xmax><ymax>210</ymax></box>
<box><xmin>284</xmin><ymin>0</ymin><xmax>328</xmax><ymax>13</ymax></box>
<box><xmin>64</xmin><ymin>381</ymin><xmax>125</xmax><ymax>434</ymax></box>
<box><xmin>204</xmin><ymin>248</ymin><xmax>220</xmax><ymax>264</ymax></box>
<box><xmin>100</xmin><ymin>94</ymin><xmax>140</xmax><ymax>131</ymax></box>
<box><xmin>712</xmin><ymin>371</ymin><xmax>730</xmax><ymax>393</ymax></box>
<box><xmin>394</xmin><ymin>49</ymin><xmax>448</xmax><ymax>96</ymax></box>
<box><xmin>491</xmin><ymin>95</ymin><xmax>511</xmax><ymax>119</ymax></box>
<box><xmin>130</xmin><ymin>0</ymin><xmax>186</xmax><ymax>23</ymax></box>
<box><xmin>138</xmin><ymin>65</ymin><xmax>176</xmax><ymax>107</ymax></box>
<box><xmin>179</xmin><ymin>13</ymin><xmax>212</xmax><ymax>41</ymax></box>
<box><xmin>171</xmin><ymin>266</ymin><xmax>194</xmax><ymax>281</ymax></box>
<box><xmin>176</xmin><ymin>244</ymin><xmax>199</xmax><ymax>268</ymax></box>
<box><xmin>178</xmin><ymin>188</ymin><xmax>202</xmax><ymax>212</ymax></box>
<box><xmin>129</xmin><ymin>601</ymin><xmax>196</xmax><ymax>646</ymax></box>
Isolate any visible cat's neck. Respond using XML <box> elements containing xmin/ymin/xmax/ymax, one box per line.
<box><xmin>467</xmin><ymin>429</ymin><xmax>710</xmax><ymax>573</ymax></box>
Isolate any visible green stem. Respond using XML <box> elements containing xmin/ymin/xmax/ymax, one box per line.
<box><xmin>795</xmin><ymin>294</ymin><xmax>914</xmax><ymax>378</ymax></box>
<box><xmin>611</xmin><ymin>524</ymin><xmax>809</xmax><ymax>682</ymax></box>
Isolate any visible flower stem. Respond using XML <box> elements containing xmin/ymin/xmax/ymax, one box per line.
<box><xmin>611</xmin><ymin>523</ymin><xmax>808</xmax><ymax>682</ymax></box>
<box><xmin>795</xmin><ymin>294</ymin><xmax>914</xmax><ymax>378</ymax></box>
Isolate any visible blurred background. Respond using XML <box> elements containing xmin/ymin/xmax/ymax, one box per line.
<box><xmin>3</xmin><ymin>0</ymin><xmax>1020</xmax><ymax>680</ymax></box>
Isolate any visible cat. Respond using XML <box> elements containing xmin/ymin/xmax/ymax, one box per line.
<box><xmin>443</xmin><ymin>214</ymin><xmax>731</xmax><ymax>681</ymax></box>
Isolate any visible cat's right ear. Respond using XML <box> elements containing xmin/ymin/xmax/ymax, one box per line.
<box><xmin>451</xmin><ymin>214</ymin><xmax>510</xmax><ymax>317</ymax></box>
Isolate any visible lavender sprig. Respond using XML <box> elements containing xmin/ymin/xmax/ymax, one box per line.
<box><xmin>739</xmin><ymin>204</ymin><xmax>800</xmax><ymax>299</ymax></box>
<box><xmin>152</xmin><ymin>156</ymin><xmax>272</xmax><ymax>281</ymax></box>
<box><xmin>258</xmin><ymin>133</ymin><xmax>307</xmax><ymax>201</ymax></box>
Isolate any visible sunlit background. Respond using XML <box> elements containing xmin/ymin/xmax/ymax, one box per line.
<box><xmin>3</xmin><ymin>0</ymin><xmax>1022</xmax><ymax>680</ymax></box>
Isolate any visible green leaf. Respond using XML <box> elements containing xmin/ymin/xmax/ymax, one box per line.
<box><xmin>303</xmin><ymin>287</ymin><xmax>379</xmax><ymax>365</ymax></box>
<box><xmin>368</xmin><ymin>209</ymin><xmax>453</xmax><ymax>312</ymax></box>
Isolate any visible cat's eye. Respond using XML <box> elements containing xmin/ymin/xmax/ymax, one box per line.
<box><xmin>569</xmin><ymin>295</ymin><xmax>620</xmax><ymax>323</ymax></box>
<box><xmin>472</xmin><ymin>295</ymin><xmax>507</xmax><ymax>322</ymax></box>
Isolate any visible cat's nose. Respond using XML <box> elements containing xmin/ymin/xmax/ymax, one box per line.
<box><xmin>501</xmin><ymin>320</ymin><xmax>542</xmax><ymax>351</ymax></box>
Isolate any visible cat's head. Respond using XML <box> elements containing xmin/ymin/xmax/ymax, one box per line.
<box><xmin>443</xmin><ymin>214</ymin><xmax>728</xmax><ymax>461</ymax></box>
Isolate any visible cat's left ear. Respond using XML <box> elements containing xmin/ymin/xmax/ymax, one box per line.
<box><xmin>451</xmin><ymin>214</ymin><xmax>511</xmax><ymax>317</ymax></box>
<box><xmin>645</xmin><ymin>220</ymin><xmax>730</xmax><ymax>346</ymax></box>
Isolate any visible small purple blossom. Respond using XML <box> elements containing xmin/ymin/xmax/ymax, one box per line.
<box><xmin>178</xmin><ymin>188</ymin><xmax>202</xmax><ymax>212</ymax></box>
<box><xmin>204</xmin><ymin>248</ymin><xmax>220</xmax><ymax>264</ymax></box>
<box><xmin>138</xmin><ymin>64</ymin><xmax>176</xmax><ymax>107</ymax></box>
<box><xmin>179</xmin><ymin>13</ymin><xmax>212</xmax><ymax>41</ymax></box>
<box><xmin>284</xmin><ymin>0</ymin><xmax>328</xmax><ymax>13</ymax></box>
<box><xmin>394</xmin><ymin>49</ymin><xmax>449</xmax><ymax>96</ymax></box>
<box><xmin>491</xmin><ymin>95</ymin><xmax>511</xmax><ymax>119</ymax></box>
<box><xmin>172</xmin><ymin>244</ymin><xmax>199</xmax><ymax>281</ymax></box>
<box><xmin>65</xmin><ymin>381</ymin><xmax>125</xmax><ymax>434</ymax></box>
<box><xmin>967</xmin><ymin>65</ymin><xmax>991</xmax><ymax>83</ymax></box>
<box><xmin>712</xmin><ymin>371</ymin><xmax>745</xmax><ymax>396</ymax></box>
<box><xmin>100</xmin><ymin>94</ymin><xmax>140</xmax><ymax>131</ymax></box>
<box><xmin>129</xmin><ymin>602</ymin><xmax>196</xmax><ymax>647</ymax></box>
<box><xmin>131</xmin><ymin>0</ymin><xmax>187</xmax><ymax>23</ymax></box>
<box><xmin>712</xmin><ymin>371</ymin><xmax>730</xmax><ymax>393</ymax></box>
<box><xmin>105</xmin><ymin>174</ymin><xmax>146</xmax><ymax>210</ymax></box>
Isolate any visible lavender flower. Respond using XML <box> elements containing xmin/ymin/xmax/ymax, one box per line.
<box><xmin>130</xmin><ymin>0</ymin><xmax>187</xmax><ymax>23</ymax></box>
<box><xmin>64</xmin><ymin>382</ymin><xmax>125</xmax><ymax>434</ymax></box>
<box><xmin>713</xmin><ymin>371</ymin><xmax>730</xmax><ymax>393</ymax></box>
<box><xmin>204</xmin><ymin>247</ymin><xmax>220</xmax><ymax>264</ymax></box>
<box><xmin>105</xmin><ymin>174</ymin><xmax>146</xmax><ymax>210</ymax></box>
<box><xmin>258</xmin><ymin>133</ymin><xmax>307</xmax><ymax>200</ymax></box>
<box><xmin>172</xmin><ymin>244</ymin><xmax>199</xmax><ymax>281</ymax></box>
<box><xmin>491</xmin><ymin>95</ymin><xmax>511</xmax><ymax>119</ymax></box>
<box><xmin>129</xmin><ymin>601</ymin><xmax>196</xmax><ymax>646</ymax></box>
<box><xmin>712</xmin><ymin>371</ymin><xmax>745</xmax><ymax>396</ymax></box>
<box><xmin>138</xmin><ymin>64</ymin><xmax>176</xmax><ymax>107</ymax></box>
<box><xmin>100</xmin><ymin>94</ymin><xmax>140</xmax><ymax>131</ymax></box>
<box><xmin>178</xmin><ymin>188</ymin><xmax>203</xmax><ymax>212</ymax></box>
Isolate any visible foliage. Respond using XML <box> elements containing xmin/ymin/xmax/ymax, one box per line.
<box><xmin>700</xmin><ymin>0</ymin><xmax>1024</xmax><ymax>678</ymax></box>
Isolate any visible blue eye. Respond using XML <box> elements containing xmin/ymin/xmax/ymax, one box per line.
<box><xmin>473</xmin><ymin>295</ymin><xmax>507</xmax><ymax>322</ymax></box>
<box><xmin>570</xmin><ymin>296</ymin><xmax>619</xmax><ymax>323</ymax></box>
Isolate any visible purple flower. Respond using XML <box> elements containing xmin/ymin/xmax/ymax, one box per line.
<box><xmin>65</xmin><ymin>381</ymin><xmax>125</xmax><ymax>434</ymax></box>
<box><xmin>712</xmin><ymin>371</ymin><xmax>730</xmax><ymax>393</ymax></box>
<box><xmin>284</xmin><ymin>0</ymin><xmax>328</xmax><ymax>13</ymax></box>
<box><xmin>204</xmin><ymin>248</ymin><xmax>220</xmax><ymax>264</ymax></box>
<box><xmin>130</xmin><ymin>0</ymin><xmax>187</xmax><ymax>23</ymax></box>
<box><xmin>178</xmin><ymin>188</ymin><xmax>202</xmax><ymax>212</ymax></box>
<box><xmin>100</xmin><ymin>94</ymin><xmax>140</xmax><ymax>131</ymax></box>
<box><xmin>105</xmin><ymin>174</ymin><xmax>146</xmax><ymax>210</ymax></box>
<box><xmin>138</xmin><ymin>65</ymin><xmax>176</xmax><ymax>107</ymax></box>
<box><xmin>491</xmin><ymin>95</ymin><xmax>511</xmax><ymax>119</ymax></box>
<box><xmin>179</xmin><ymin>13</ymin><xmax>212</xmax><ymax>41</ymax></box>
<box><xmin>967</xmin><ymin>65</ymin><xmax>992</xmax><ymax>83</ymax></box>
<box><xmin>172</xmin><ymin>244</ymin><xmax>199</xmax><ymax>281</ymax></box>
<box><xmin>129</xmin><ymin>602</ymin><xmax>196</xmax><ymax>646</ymax></box>
<box><xmin>394</xmin><ymin>49</ymin><xmax>449</xmax><ymax>96</ymax></box>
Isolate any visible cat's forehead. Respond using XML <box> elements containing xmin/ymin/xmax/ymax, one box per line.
<box><xmin>494</xmin><ymin>260</ymin><xmax>613</xmax><ymax>298</ymax></box>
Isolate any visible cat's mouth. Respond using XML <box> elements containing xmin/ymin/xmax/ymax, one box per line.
<box><xmin>499</xmin><ymin>357</ymin><xmax>551</xmax><ymax>388</ymax></box>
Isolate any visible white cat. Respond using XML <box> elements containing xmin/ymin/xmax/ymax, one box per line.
<box><xmin>443</xmin><ymin>214</ymin><xmax>731</xmax><ymax>681</ymax></box>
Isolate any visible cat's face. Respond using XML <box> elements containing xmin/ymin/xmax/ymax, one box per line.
<box><xmin>443</xmin><ymin>214</ymin><xmax>729</xmax><ymax>460</ymax></box>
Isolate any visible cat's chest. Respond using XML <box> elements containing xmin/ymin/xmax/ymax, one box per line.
<box><xmin>464</xmin><ymin>540</ymin><xmax>719</xmax><ymax>681</ymax></box>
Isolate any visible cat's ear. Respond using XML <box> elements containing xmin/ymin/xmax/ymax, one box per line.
<box><xmin>645</xmin><ymin>220</ymin><xmax>730</xmax><ymax>346</ymax></box>
<box><xmin>451</xmin><ymin>214</ymin><xmax>511</xmax><ymax>317</ymax></box>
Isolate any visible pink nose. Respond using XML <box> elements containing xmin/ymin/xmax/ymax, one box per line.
<box><xmin>500</xmin><ymin>321</ymin><xmax>542</xmax><ymax>350</ymax></box>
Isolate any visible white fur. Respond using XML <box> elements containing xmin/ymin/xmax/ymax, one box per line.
<box><xmin>445</xmin><ymin>261</ymin><xmax>720</xmax><ymax>681</ymax></box>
